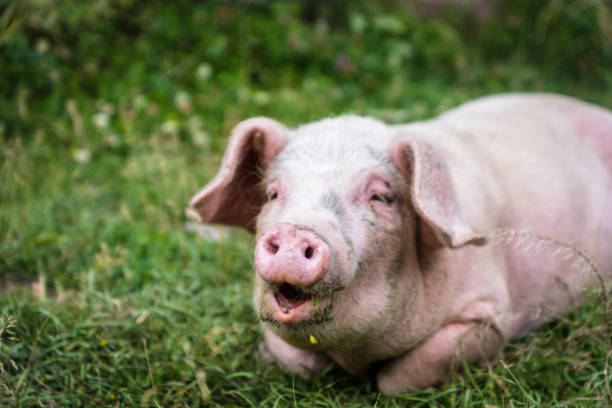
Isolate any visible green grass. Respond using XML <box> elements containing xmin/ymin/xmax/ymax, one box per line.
<box><xmin>1</xmin><ymin>0</ymin><xmax>611</xmax><ymax>406</ymax></box>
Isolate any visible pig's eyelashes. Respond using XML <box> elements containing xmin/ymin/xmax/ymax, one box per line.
<box><xmin>370</xmin><ymin>194</ymin><xmax>393</xmax><ymax>205</ymax></box>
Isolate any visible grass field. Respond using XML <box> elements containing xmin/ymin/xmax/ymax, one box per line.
<box><xmin>1</xmin><ymin>1</ymin><xmax>611</xmax><ymax>406</ymax></box>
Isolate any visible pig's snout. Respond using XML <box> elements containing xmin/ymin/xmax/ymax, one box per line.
<box><xmin>255</xmin><ymin>223</ymin><xmax>330</xmax><ymax>288</ymax></box>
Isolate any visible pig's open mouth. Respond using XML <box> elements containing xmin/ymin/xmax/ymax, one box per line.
<box><xmin>274</xmin><ymin>283</ymin><xmax>313</xmax><ymax>313</ymax></box>
<box><xmin>261</xmin><ymin>283</ymin><xmax>338</xmax><ymax>326</ymax></box>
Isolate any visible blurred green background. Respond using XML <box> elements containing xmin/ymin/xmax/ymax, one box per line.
<box><xmin>1</xmin><ymin>0</ymin><xmax>611</xmax><ymax>406</ymax></box>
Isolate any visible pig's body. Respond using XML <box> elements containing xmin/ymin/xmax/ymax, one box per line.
<box><xmin>189</xmin><ymin>93</ymin><xmax>612</xmax><ymax>395</ymax></box>
<box><xmin>398</xmin><ymin>94</ymin><xmax>612</xmax><ymax>337</ymax></box>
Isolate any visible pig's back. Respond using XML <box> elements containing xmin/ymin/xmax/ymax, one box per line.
<box><xmin>441</xmin><ymin>93</ymin><xmax>612</xmax><ymax>174</ymax></box>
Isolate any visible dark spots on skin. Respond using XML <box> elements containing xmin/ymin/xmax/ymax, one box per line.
<box><xmin>320</xmin><ymin>191</ymin><xmax>346</xmax><ymax>221</ymax></box>
<box><xmin>366</xmin><ymin>145</ymin><xmax>398</xmax><ymax>175</ymax></box>
<box><xmin>362</xmin><ymin>211</ymin><xmax>376</xmax><ymax>227</ymax></box>
<box><xmin>319</xmin><ymin>191</ymin><xmax>355</xmax><ymax>253</ymax></box>
<box><xmin>366</xmin><ymin>145</ymin><xmax>387</xmax><ymax>162</ymax></box>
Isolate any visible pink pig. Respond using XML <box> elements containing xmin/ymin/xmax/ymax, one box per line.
<box><xmin>187</xmin><ymin>93</ymin><xmax>612</xmax><ymax>395</ymax></box>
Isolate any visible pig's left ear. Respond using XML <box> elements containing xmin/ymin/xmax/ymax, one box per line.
<box><xmin>389</xmin><ymin>136</ymin><xmax>486</xmax><ymax>248</ymax></box>
<box><xmin>187</xmin><ymin>117</ymin><xmax>288</xmax><ymax>233</ymax></box>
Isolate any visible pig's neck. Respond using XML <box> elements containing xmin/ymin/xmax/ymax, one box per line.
<box><xmin>384</xmin><ymin>245</ymin><xmax>453</xmax><ymax>349</ymax></box>
<box><xmin>327</xmin><ymin>245</ymin><xmax>453</xmax><ymax>375</ymax></box>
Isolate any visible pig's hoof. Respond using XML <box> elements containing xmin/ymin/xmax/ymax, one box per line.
<box><xmin>377</xmin><ymin>376</ymin><xmax>407</xmax><ymax>397</ymax></box>
<box><xmin>377</xmin><ymin>369</ymin><xmax>420</xmax><ymax>396</ymax></box>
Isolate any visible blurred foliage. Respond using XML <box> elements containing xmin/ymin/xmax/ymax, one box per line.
<box><xmin>1</xmin><ymin>0</ymin><xmax>611</xmax><ymax>131</ymax></box>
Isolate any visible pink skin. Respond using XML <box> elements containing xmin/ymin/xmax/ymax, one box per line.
<box><xmin>188</xmin><ymin>94</ymin><xmax>612</xmax><ymax>395</ymax></box>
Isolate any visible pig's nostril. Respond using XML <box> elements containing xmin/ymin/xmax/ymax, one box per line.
<box><xmin>265</xmin><ymin>239</ymin><xmax>279</xmax><ymax>255</ymax></box>
<box><xmin>304</xmin><ymin>246</ymin><xmax>314</xmax><ymax>259</ymax></box>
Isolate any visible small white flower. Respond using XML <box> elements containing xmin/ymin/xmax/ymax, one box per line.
<box><xmin>36</xmin><ymin>38</ymin><xmax>50</xmax><ymax>54</ymax></box>
<box><xmin>92</xmin><ymin>112</ymin><xmax>110</xmax><ymax>129</ymax></box>
<box><xmin>192</xmin><ymin>130</ymin><xmax>210</xmax><ymax>147</ymax></box>
<box><xmin>253</xmin><ymin>91</ymin><xmax>271</xmax><ymax>106</ymax></box>
<box><xmin>161</xmin><ymin>120</ymin><xmax>179</xmax><ymax>135</ymax></box>
<box><xmin>195</xmin><ymin>63</ymin><xmax>213</xmax><ymax>81</ymax></box>
<box><xmin>187</xmin><ymin>115</ymin><xmax>204</xmax><ymax>132</ymax></box>
<box><xmin>72</xmin><ymin>148</ymin><xmax>91</xmax><ymax>164</ymax></box>
<box><xmin>133</xmin><ymin>94</ymin><xmax>148</xmax><ymax>110</ymax></box>
<box><xmin>175</xmin><ymin>92</ymin><xmax>192</xmax><ymax>114</ymax></box>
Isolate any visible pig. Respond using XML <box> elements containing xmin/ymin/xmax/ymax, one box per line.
<box><xmin>187</xmin><ymin>93</ymin><xmax>612</xmax><ymax>395</ymax></box>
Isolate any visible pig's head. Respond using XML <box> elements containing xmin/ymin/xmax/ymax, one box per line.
<box><xmin>188</xmin><ymin>116</ymin><xmax>484</xmax><ymax>350</ymax></box>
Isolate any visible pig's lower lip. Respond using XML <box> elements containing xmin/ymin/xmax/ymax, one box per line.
<box><xmin>271</xmin><ymin>283</ymin><xmax>314</xmax><ymax>324</ymax></box>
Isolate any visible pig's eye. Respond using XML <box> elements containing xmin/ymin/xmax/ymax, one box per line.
<box><xmin>268</xmin><ymin>191</ymin><xmax>278</xmax><ymax>201</ymax></box>
<box><xmin>370</xmin><ymin>194</ymin><xmax>393</xmax><ymax>205</ymax></box>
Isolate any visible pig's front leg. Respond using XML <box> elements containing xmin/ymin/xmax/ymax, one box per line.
<box><xmin>259</xmin><ymin>328</ymin><xmax>330</xmax><ymax>377</ymax></box>
<box><xmin>377</xmin><ymin>321</ymin><xmax>504</xmax><ymax>395</ymax></box>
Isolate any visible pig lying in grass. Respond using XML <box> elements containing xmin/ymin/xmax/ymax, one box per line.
<box><xmin>187</xmin><ymin>93</ymin><xmax>612</xmax><ymax>395</ymax></box>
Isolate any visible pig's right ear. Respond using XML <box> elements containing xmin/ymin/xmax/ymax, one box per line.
<box><xmin>187</xmin><ymin>117</ymin><xmax>288</xmax><ymax>233</ymax></box>
<box><xmin>389</xmin><ymin>136</ymin><xmax>486</xmax><ymax>249</ymax></box>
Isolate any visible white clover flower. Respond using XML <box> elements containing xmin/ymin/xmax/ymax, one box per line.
<box><xmin>195</xmin><ymin>63</ymin><xmax>213</xmax><ymax>81</ymax></box>
<box><xmin>161</xmin><ymin>120</ymin><xmax>179</xmax><ymax>135</ymax></box>
<box><xmin>192</xmin><ymin>130</ymin><xmax>210</xmax><ymax>147</ymax></box>
<box><xmin>253</xmin><ymin>90</ymin><xmax>271</xmax><ymax>106</ymax></box>
<box><xmin>133</xmin><ymin>94</ymin><xmax>148</xmax><ymax>110</ymax></box>
<box><xmin>174</xmin><ymin>92</ymin><xmax>192</xmax><ymax>114</ymax></box>
<box><xmin>92</xmin><ymin>112</ymin><xmax>110</xmax><ymax>129</ymax></box>
<box><xmin>72</xmin><ymin>148</ymin><xmax>91</xmax><ymax>164</ymax></box>
<box><xmin>187</xmin><ymin>115</ymin><xmax>204</xmax><ymax>132</ymax></box>
<box><xmin>36</xmin><ymin>38</ymin><xmax>50</xmax><ymax>54</ymax></box>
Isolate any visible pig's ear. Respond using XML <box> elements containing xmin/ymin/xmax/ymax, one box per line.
<box><xmin>187</xmin><ymin>117</ymin><xmax>288</xmax><ymax>233</ymax></box>
<box><xmin>389</xmin><ymin>136</ymin><xmax>486</xmax><ymax>248</ymax></box>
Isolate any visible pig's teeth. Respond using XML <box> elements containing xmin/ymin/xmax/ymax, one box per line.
<box><xmin>281</xmin><ymin>306</ymin><xmax>289</xmax><ymax>313</ymax></box>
